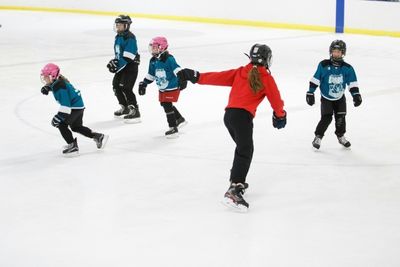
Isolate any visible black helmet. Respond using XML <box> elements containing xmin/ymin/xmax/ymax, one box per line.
<box><xmin>114</xmin><ymin>15</ymin><xmax>132</xmax><ymax>32</ymax></box>
<box><xmin>329</xmin><ymin>40</ymin><xmax>346</xmax><ymax>56</ymax></box>
<box><xmin>115</xmin><ymin>14</ymin><xmax>132</xmax><ymax>25</ymax></box>
<box><xmin>249</xmin><ymin>44</ymin><xmax>272</xmax><ymax>68</ymax></box>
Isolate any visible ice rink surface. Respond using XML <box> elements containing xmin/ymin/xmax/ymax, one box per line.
<box><xmin>1</xmin><ymin>10</ymin><xmax>400</xmax><ymax>267</ymax></box>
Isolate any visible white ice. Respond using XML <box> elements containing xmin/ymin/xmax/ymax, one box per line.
<box><xmin>1</xmin><ymin>11</ymin><xmax>400</xmax><ymax>267</ymax></box>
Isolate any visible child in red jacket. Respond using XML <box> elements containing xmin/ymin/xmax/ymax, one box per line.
<box><xmin>177</xmin><ymin>44</ymin><xmax>286</xmax><ymax>212</ymax></box>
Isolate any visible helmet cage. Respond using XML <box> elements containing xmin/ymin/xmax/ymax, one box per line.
<box><xmin>148</xmin><ymin>37</ymin><xmax>168</xmax><ymax>57</ymax></box>
<box><xmin>329</xmin><ymin>40</ymin><xmax>346</xmax><ymax>61</ymax></box>
<box><xmin>114</xmin><ymin>15</ymin><xmax>132</xmax><ymax>33</ymax></box>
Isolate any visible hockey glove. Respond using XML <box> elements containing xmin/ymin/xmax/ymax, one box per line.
<box><xmin>350</xmin><ymin>88</ymin><xmax>362</xmax><ymax>107</ymax></box>
<box><xmin>51</xmin><ymin>112</ymin><xmax>68</xmax><ymax>128</ymax></box>
<box><xmin>107</xmin><ymin>59</ymin><xmax>118</xmax><ymax>73</ymax></box>
<box><xmin>133</xmin><ymin>54</ymin><xmax>140</xmax><ymax>64</ymax></box>
<box><xmin>306</xmin><ymin>92</ymin><xmax>315</xmax><ymax>106</ymax></box>
<box><xmin>177</xmin><ymin>68</ymin><xmax>200</xmax><ymax>84</ymax></box>
<box><xmin>138</xmin><ymin>81</ymin><xmax>147</xmax><ymax>95</ymax></box>
<box><xmin>41</xmin><ymin>85</ymin><xmax>51</xmax><ymax>95</ymax></box>
<box><xmin>178</xmin><ymin>80</ymin><xmax>188</xmax><ymax>90</ymax></box>
<box><xmin>272</xmin><ymin>111</ymin><xmax>287</xmax><ymax>129</ymax></box>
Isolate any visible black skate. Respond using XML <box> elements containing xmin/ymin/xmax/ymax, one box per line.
<box><xmin>222</xmin><ymin>183</ymin><xmax>249</xmax><ymax>212</ymax></box>
<box><xmin>338</xmin><ymin>136</ymin><xmax>351</xmax><ymax>148</ymax></box>
<box><xmin>176</xmin><ymin>117</ymin><xmax>188</xmax><ymax>129</ymax></box>
<box><xmin>123</xmin><ymin>105</ymin><xmax>141</xmax><ymax>124</ymax></box>
<box><xmin>114</xmin><ymin>105</ymin><xmax>130</xmax><ymax>118</ymax></box>
<box><xmin>312</xmin><ymin>135</ymin><xmax>322</xmax><ymax>149</ymax></box>
<box><xmin>165</xmin><ymin>127</ymin><xmax>179</xmax><ymax>139</ymax></box>
<box><xmin>62</xmin><ymin>138</ymin><xmax>79</xmax><ymax>156</ymax></box>
<box><xmin>93</xmin><ymin>133</ymin><xmax>109</xmax><ymax>149</ymax></box>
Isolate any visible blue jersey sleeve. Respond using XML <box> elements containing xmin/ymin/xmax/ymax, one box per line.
<box><xmin>52</xmin><ymin>80</ymin><xmax>84</xmax><ymax>114</ymax></box>
<box><xmin>308</xmin><ymin>62</ymin><xmax>323</xmax><ymax>93</ymax></box>
<box><xmin>345</xmin><ymin>65</ymin><xmax>358</xmax><ymax>90</ymax></box>
<box><xmin>114</xmin><ymin>33</ymin><xmax>138</xmax><ymax>72</ymax></box>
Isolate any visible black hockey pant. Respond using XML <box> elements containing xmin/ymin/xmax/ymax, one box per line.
<box><xmin>315</xmin><ymin>96</ymin><xmax>347</xmax><ymax>138</ymax></box>
<box><xmin>58</xmin><ymin>109</ymin><xmax>94</xmax><ymax>144</ymax></box>
<box><xmin>224</xmin><ymin>108</ymin><xmax>254</xmax><ymax>185</ymax></box>
<box><xmin>160</xmin><ymin>102</ymin><xmax>183</xmax><ymax>128</ymax></box>
<box><xmin>112</xmin><ymin>62</ymin><xmax>139</xmax><ymax>108</ymax></box>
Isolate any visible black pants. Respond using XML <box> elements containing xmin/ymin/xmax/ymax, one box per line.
<box><xmin>315</xmin><ymin>96</ymin><xmax>347</xmax><ymax>137</ymax></box>
<box><xmin>160</xmin><ymin>102</ymin><xmax>183</xmax><ymax>127</ymax></box>
<box><xmin>112</xmin><ymin>62</ymin><xmax>139</xmax><ymax>108</ymax></box>
<box><xmin>224</xmin><ymin>108</ymin><xmax>254</xmax><ymax>184</ymax></box>
<box><xmin>58</xmin><ymin>109</ymin><xmax>94</xmax><ymax>144</ymax></box>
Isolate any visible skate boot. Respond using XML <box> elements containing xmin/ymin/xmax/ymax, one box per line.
<box><xmin>165</xmin><ymin>127</ymin><xmax>179</xmax><ymax>139</ymax></box>
<box><xmin>176</xmin><ymin>117</ymin><xmax>188</xmax><ymax>129</ymax></box>
<box><xmin>123</xmin><ymin>105</ymin><xmax>141</xmax><ymax>124</ymax></box>
<box><xmin>62</xmin><ymin>138</ymin><xmax>79</xmax><ymax>156</ymax></box>
<box><xmin>338</xmin><ymin>135</ymin><xmax>351</xmax><ymax>148</ymax></box>
<box><xmin>93</xmin><ymin>133</ymin><xmax>109</xmax><ymax>149</ymax></box>
<box><xmin>222</xmin><ymin>183</ymin><xmax>249</xmax><ymax>212</ymax></box>
<box><xmin>312</xmin><ymin>135</ymin><xmax>322</xmax><ymax>149</ymax></box>
<box><xmin>114</xmin><ymin>104</ymin><xmax>130</xmax><ymax>118</ymax></box>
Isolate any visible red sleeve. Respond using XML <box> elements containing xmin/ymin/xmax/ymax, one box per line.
<box><xmin>264</xmin><ymin>76</ymin><xmax>285</xmax><ymax>117</ymax></box>
<box><xmin>198</xmin><ymin>68</ymin><xmax>239</xmax><ymax>87</ymax></box>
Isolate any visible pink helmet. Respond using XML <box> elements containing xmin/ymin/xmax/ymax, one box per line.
<box><xmin>149</xmin><ymin>36</ymin><xmax>168</xmax><ymax>56</ymax></box>
<box><xmin>41</xmin><ymin>63</ymin><xmax>60</xmax><ymax>79</ymax></box>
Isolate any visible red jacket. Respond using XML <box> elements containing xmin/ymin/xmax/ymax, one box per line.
<box><xmin>198</xmin><ymin>63</ymin><xmax>285</xmax><ymax>117</ymax></box>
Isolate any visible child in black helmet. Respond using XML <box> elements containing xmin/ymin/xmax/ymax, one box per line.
<box><xmin>306</xmin><ymin>40</ymin><xmax>362</xmax><ymax>149</ymax></box>
<box><xmin>107</xmin><ymin>14</ymin><xmax>141</xmax><ymax>123</ymax></box>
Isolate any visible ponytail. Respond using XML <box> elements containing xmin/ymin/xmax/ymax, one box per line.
<box><xmin>248</xmin><ymin>65</ymin><xmax>264</xmax><ymax>94</ymax></box>
<box><xmin>58</xmin><ymin>74</ymin><xmax>70</xmax><ymax>83</ymax></box>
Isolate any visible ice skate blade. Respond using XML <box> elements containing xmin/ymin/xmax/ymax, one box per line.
<box><xmin>177</xmin><ymin>121</ymin><xmax>188</xmax><ymax>129</ymax></box>
<box><xmin>62</xmin><ymin>151</ymin><xmax>79</xmax><ymax>158</ymax></box>
<box><xmin>165</xmin><ymin>133</ymin><xmax>179</xmax><ymax>139</ymax></box>
<box><xmin>124</xmin><ymin>118</ymin><xmax>141</xmax><ymax>124</ymax></box>
<box><xmin>221</xmin><ymin>198</ymin><xmax>248</xmax><ymax>213</ymax></box>
<box><xmin>98</xmin><ymin>135</ymin><xmax>109</xmax><ymax>149</ymax></box>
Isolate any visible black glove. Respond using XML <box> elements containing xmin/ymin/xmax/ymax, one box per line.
<box><xmin>177</xmin><ymin>68</ymin><xmax>200</xmax><ymax>84</ymax></box>
<box><xmin>306</xmin><ymin>92</ymin><xmax>315</xmax><ymax>106</ymax></box>
<box><xmin>133</xmin><ymin>54</ymin><xmax>140</xmax><ymax>64</ymax></box>
<box><xmin>350</xmin><ymin>87</ymin><xmax>362</xmax><ymax>107</ymax></box>
<box><xmin>51</xmin><ymin>113</ymin><xmax>67</xmax><ymax>128</ymax></box>
<box><xmin>353</xmin><ymin>94</ymin><xmax>362</xmax><ymax>107</ymax></box>
<box><xmin>138</xmin><ymin>81</ymin><xmax>147</xmax><ymax>95</ymax></box>
<box><xmin>178</xmin><ymin>80</ymin><xmax>187</xmax><ymax>90</ymax></box>
<box><xmin>107</xmin><ymin>59</ymin><xmax>118</xmax><ymax>73</ymax></box>
<box><xmin>41</xmin><ymin>85</ymin><xmax>51</xmax><ymax>95</ymax></box>
<box><xmin>272</xmin><ymin>111</ymin><xmax>287</xmax><ymax>129</ymax></box>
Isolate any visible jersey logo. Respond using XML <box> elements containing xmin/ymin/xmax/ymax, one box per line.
<box><xmin>155</xmin><ymin>69</ymin><xmax>169</xmax><ymax>89</ymax></box>
<box><xmin>328</xmin><ymin>74</ymin><xmax>344</xmax><ymax>98</ymax></box>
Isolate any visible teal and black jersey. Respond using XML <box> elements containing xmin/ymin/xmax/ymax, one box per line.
<box><xmin>308</xmin><ymin>59</ymin><xmax>358</xmax><ymax>101</ymax></box>
<box><xmin>51</xmin><ymin>79</ymin><xmax>84</xmax><ymax>114</ymax></box>
<box><xmin>114</xmin><ymin>31</ymin><xmax>138</xmax><ymax>72</ymax></box>
<box><xmin>144</xmin><ymin>53</ymin><xmax>182</xmax><ymax>92</ymax></box>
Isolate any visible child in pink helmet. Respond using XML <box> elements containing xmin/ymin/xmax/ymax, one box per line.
<box><xmin>138</xmin><ymin>36</ymin><xmax>188</xmax><ymax>138</ymax></box>
<box><xmin>40</xmin><ymin>63</ymin><xmax>109</xmax><ymax>156</ymax></box>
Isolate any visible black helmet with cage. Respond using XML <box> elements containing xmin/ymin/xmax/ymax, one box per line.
<box><xmin>329</xmin><ymin>40</ymin><xmax>346</xmax><ymax>63</ymax></box>
<box><xmin>114</xmin><ymin>15</ymin><xmax>132</xmax><ymax>32</ymax></box>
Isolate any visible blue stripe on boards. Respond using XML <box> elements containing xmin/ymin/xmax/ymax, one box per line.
<box><xmin>336</xmin><ymin>0</ymin><xmax>345</xmax><ymax>33</ymax></box>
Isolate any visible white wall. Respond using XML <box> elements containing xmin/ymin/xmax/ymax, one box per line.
<box><xmin>2</xmin><ymin>0</ymin><xmax>400</xmax><ymax>33</ymax></box>
<box><xmin>346</xmin><ymin>0</ymin><xmax>400</xmax><ymax>31</ymax></box>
